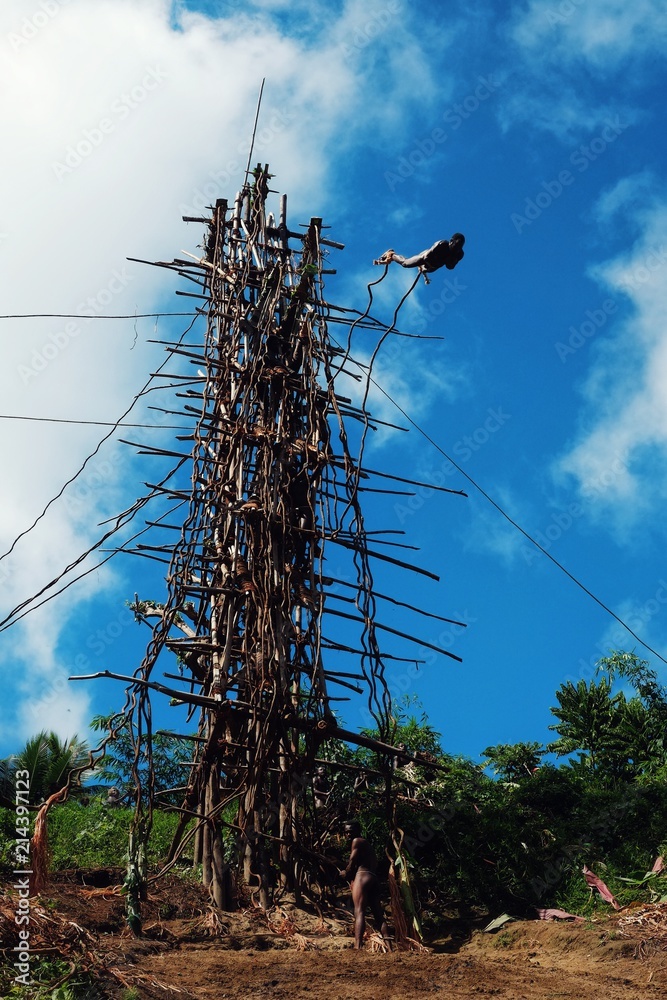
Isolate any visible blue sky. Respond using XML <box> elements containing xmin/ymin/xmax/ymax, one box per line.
<box><xmin>1</xmin><ymin>0</ymin><xmax>667</xmax><ymax>766</ymax></box>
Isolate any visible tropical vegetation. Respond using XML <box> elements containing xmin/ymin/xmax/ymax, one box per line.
<box><xmin>2</xmin><ymin>650</ymin><xmax>667</xmax><ymax>922</ymax></box>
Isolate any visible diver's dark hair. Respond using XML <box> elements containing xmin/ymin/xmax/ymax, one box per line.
<box><xmin>451</xmin><ymin>232</ymin><xmax>465</xmax><ymax>244</ymax></box>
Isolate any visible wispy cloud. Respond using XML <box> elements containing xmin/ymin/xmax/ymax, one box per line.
<box><xmin>555</xmin><ymin>176</ymin><xmax>667</xmax><ymax>532</ymax></box>
<box><xmin>499</xmin><ymin>1</ymin><xmax>662</xmax><ymax>139</ymax></box>
<box><xmin>497</xmin><ymin>88</ymin><xmax>639</xmax><ymax>142</ymax></box>
<box><xmin>592</xmin><ymin>170</ymin><xmax>659</xmax><ymax>229</ymax></box>
<box><xmin>510</xmin><ymin>0</ymin><xmax>667</xmax><ymax>69</ymax></box>
<box><xmin>461</xmin><ymin>484</ymin><xmax>527</xmax><ymax>564</ymax></box>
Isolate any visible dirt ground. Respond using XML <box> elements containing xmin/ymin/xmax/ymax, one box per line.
<box><xmin>2</xmin><ymin>870</ymin><xmax>667</xmax><ymax>999</ymax></box>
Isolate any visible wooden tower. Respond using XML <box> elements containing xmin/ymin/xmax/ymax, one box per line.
<box><xmin>105</xmin><ymin>164</ymin><xmax>463</xmax><ymax>914</ymax></box>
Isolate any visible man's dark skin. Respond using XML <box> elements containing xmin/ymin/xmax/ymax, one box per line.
<box><xmin>339</xmin><ymin>821</ymin><xmax>389</xmax><ymax>949</ymax></box>
<box><xmin>374</xmin><ymin>233</ymin><xmax>465</xmax><ymax>284</ymax></box>
<box><xmin>312</xmin><ymin>766</ymin><xmax>331</xmax><ymax>810</ymax></box>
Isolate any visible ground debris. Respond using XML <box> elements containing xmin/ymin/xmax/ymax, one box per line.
<box><xmin>3</xmin><ymin>879</ymin><xmax>667</xmax><ymax>999</ymax></box>
<box><xmin>618</xmin><ymin>900</ymin><xmax>667</xmax><ymax>951</ymax></box>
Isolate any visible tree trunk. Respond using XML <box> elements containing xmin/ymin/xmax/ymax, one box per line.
<box><xmin>207</xmin><ymin>765</ymin><xmax>232</xmax><ymax>909</ymax></box>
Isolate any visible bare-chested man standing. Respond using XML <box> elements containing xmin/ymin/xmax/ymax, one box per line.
<box><xmin>339</xmin><ymin>820</ymin><xmax>389</xmax><ymax>949</ymax></box>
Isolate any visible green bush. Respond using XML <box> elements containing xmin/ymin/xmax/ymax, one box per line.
<box><xmin>0</xmin><ymin>806</ymin><xmax>24</xmax><ymax>875</ymax></box>
<box><xmin>46</xmin><ymin>800</ymin><xmax>185</xmax><ymax>870</ymax></box>
<box><xmin>1</xmin><ymin>799</ymin><xmax>193</xmax><ymax>874</ymax></box>
<box><xmin>0</xmin><ymin>957</ymin><xmax>105</xmax><ymax>1000</ymax></box>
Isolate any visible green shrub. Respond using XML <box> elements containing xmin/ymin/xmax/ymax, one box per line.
<box><xmin>46</xmin><ymin>800</ymin><xmax>185</xmax><ymax>870</ymax></box>
<box><xmin>0</xmin><ymin>806</ymin><xmax>24</xmax><ymax>875</ymax></box>
<box><xmin>0</xmin><ymin>957</ymin><xmax>105</xmax><ymax>1000</ymax></box>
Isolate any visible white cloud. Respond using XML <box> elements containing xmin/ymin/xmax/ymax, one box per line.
<box><xmin>499</xmin><ymin>1</ymin><xmax>663</xmax><ymax>138</ymax></box>
<box><xmin>462</xmin><ymin>487</ymin><xmax>529</xmax><ymax>565</ymax></box>
<box><xmin>510</xmin><ymin>0</ymin><xmax>667</xmax><ymax>69</ymax></box>
<box><xmin>329</xmin><ymin>335</ymin><xmax>467</xmax><ymax>453</ymax></box>
<box><xmin>0</xmin><ymin>0</ymin><xmax>450</xmax><ymax>750</ymax></box>
<box><xmin>555</xmin><ymin>179</ymin><xmax>667</xmax><ymax>529</ymax></box>
<box><xmin>15</xmin><ymin>670</ymin><xmax>93</xmax><ymax>747</ymax></box>
<box><xmin>496</xmin><ymin>88</ymin><xmax>638</xmax><ymax>142</ymax></box>
<box><xmin>592</xmin><ymin>170</ymin><xmax>659</xmax><ymax>229</ymax></box>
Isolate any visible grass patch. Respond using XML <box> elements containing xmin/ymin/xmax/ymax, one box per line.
<box><xmin>0</xmin><ymin>801</ymin><xmax>188</xmax><ymax>875</ymax></box>
<box><xmin>0</xmin><ymin>957</ymin><xmax>106</xmax><ymax>1000</ymax></box>
<box><xmin>492</xmin><ymin>928</ymin><xmax>520</xmax><ymax>948</ymax></box>
<box><xmin>46</xmin><ymin>801</ymin><xmax>185</xmax><ymax>870</ymax></box>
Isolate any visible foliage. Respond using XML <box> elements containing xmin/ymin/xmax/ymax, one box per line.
<box><xmin>332</xmin><ymin>671</ymin><xmax>667</xmax><ymax>920</ymax></box>
<box><xmin>0</xmin><ymin>799</ymin><xmax>184</xmax><ymax>874</ymax></box>
<box><xmin>89</xmin><ymin>714</ymin><xmax>194</xmax><ymax>806</ymax></box>
<box><xmin>598</xmin><ymin>650</ymin><xmax>667</xmax><ymax>774</ymax></box>
<box><xmin>0</xmin><ymin>956</ymin><xmax>105</xmax><ymax>1000</ymax></box>
<box><xmin>0</xmin><ymin>804</ymin><xmax>24</xmax><ymax>875</ymax></box>
<box><xmin>0</xmin><ymin>755</ymin><xmax>13</xmax><ymax>809</ymax></box>
<box><xmin>3</xmin><ymin>652</ymin><xmax>667</xmax><ymax>926</ymax></box>
<box><xmin>547</xmin><ymin>677</ymin><xmax>629</xmax><ymax>776</ymax></box>
<box><xmin>44</xmin><ymin>799</ymin><xmax>184</xmax><ymax>870</ymax></box>
<box><xmin>482</xmin><ymin>742</ymin><xmax>544</xmax><ymax>783</ymax></box>
<box><xmin>387</xmin><ymin>704</ymin><xmax>444</xmax><ymax>757</ymax></box>
<box><xmin>0</xmin><ymin>731</ymin><xmax>91</xmax><ymax>806</ymax></box>
<box><xmin>599</xmin><ymin>650</ymin><xmax>667</xmax><ymax>718</ymax></box>
<box><xmin>546</xmin><ymin>653</ymin><xmax>667</xmax><ymax>783</ymax></box>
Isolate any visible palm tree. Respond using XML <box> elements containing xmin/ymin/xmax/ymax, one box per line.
<box><xmin>2</xmin><ymin>731</ymin><xmax>91</xmax><ymax>805</ymax></box>
<box><xmin>0</xmin><ymin>755</ymin><xmax>14</xmax><ymax>808</ymax></box>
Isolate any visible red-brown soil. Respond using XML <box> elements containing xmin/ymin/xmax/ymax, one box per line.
<box><xmin>2</xmin><ymin>870</ymin><xmax>666</xmax><ymax>998</ymax></box>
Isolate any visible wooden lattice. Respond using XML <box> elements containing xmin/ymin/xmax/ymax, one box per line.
<box><xmin>79</xmin><ymin>164</ymin><xmax>464</xmax><ymax>914</ymax></box>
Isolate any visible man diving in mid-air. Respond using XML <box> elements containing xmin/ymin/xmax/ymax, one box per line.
<box><xmin>374</xmin><ymin>233</ymin><xmax>465</xmax><ymax>283</ymax></box>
